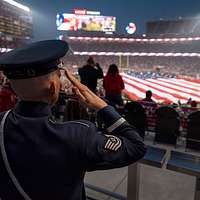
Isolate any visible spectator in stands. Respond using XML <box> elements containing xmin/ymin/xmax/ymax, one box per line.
<box><xmin>0</xmin><ymin>81</ymin><xmax>16</xmax><ymax>112</ymax></box>
<box><xmin>78</xmin><ymin>56</ymin><xmax>103</xmax><ymax>93</ymax></box>
<box><xmin>139</xmin><ymin>90</ymin><xmax>157</xmax><ymax>131</ymax></box>
<box><xmin>187</xmin><ymin>98</ymin><xmax>192</xmax><ymax>105</ymax></box>
<box><xmin>191</xmin><ymin>100</ymin><xmax>197</xmax><ymax>108</ymax></box>
<box><xmin>103</xmin><ymin>64</ymin><xmax>125</xmax><ymax>107</ymax></box>
<box><xmin>142</xmin><ymin>90</ymin><xmax>156</xmax><ymax>103</ymax></box>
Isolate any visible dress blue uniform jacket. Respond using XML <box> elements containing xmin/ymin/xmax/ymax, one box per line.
<box><xmin>0</xmin><ymin>101</ymin><xmax>146</xmax><ymax>200</ymax></box>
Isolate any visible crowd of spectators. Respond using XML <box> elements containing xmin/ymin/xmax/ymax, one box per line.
<box><xmin>68</xmin><ymin>39</ymin><xmax>200</xmax><ymax>53</ymax></box>
<box><xmin>128</xmin><ymin>56</ymin><xmax>200</xmax><ymax>78</ymax></box>
<box><xmin>66</xmin><ymin>38</ymin><xmax>200</xmax><ymax>78</ymax></box>
<box><xmin>126</xmin><ymin>70</ymin><xmax>176</xmax><ymax>79</ymax></box>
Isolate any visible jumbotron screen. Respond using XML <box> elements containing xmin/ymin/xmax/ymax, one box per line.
<box><xmin>56</xmin><ymin>13</ymin><xmax>116</xmax><ymax>32</ymax></box>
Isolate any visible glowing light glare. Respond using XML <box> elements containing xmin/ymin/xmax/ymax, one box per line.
<box><xmin>72</xmin><ymin>51</ymin><xmax>200</xmax><ymax>57</ymax></box>
<box><xmin>180</xmin><ymin>38</ymin><xmax>186</xmax><ymax>41</ymax></box>
<box><xmin>68</xmin><ymin>36</ymin><xmax>200</xmax><ymax>43</ymax></box>
<box><xmin>148</xmin><ymin>53</ymin><xmax>156</xmax><ymax>56</ymax></box>
<box><xmin>0</xmin><ymin>48</ymin><xmax>12</xmax><ymax>52</ymax></box>
<box><xmin>2</xmin><ymin>0</ymin><xmax>30</xmax><ymax>12</ymax></box>
<box><xmin>93</xmin><ymin>37</ymin><xmax>98</xmax><ymax>41</ymax></box>
<box><xmin>69</xmin><ymin>37</ymin><xmax>76</xmax><ymax>40</ymax></box>
<box><xmin>157</xmin><ymin>53</ymin><xmax>164</xmax><ymax>56</ymax></box>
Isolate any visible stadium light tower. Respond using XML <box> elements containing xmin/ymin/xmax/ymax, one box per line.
<box><xmin>2</xmin><ymin>0</ymin><xmax>30</xmax><ymax>12</ymax></box>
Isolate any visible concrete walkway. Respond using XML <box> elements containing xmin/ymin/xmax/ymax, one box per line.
<box><xmin>85</xmin><ymin>133</ymin><xmax>197</xmax><ymax>200</ymax></box>
<box><xmin>85</xmin><ymin>164</ymin><xmax>195</xmax><ymax>200</ymax></box>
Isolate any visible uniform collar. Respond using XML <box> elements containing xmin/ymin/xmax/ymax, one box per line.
<box><xmin>14</xmin><ymin>101</ymin><xmax>52</xmax><ymax>117</ymax></box>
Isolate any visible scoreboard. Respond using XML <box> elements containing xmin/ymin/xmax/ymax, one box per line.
<box><xmin>56</xmin><ymin>9</ymin><xmax>116</xmax><ymax>33</ymax></box>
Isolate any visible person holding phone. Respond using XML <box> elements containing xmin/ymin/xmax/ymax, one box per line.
<box><xmin>0</xmin><ymin>40</ymin><xmax>146</xmax><ymax>200</ymax></box>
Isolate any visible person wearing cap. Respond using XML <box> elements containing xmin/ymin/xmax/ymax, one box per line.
<box><xmin>0</xmin><ymin>40</ymin><xmax>146</xmax><ymax>200</ymax></box>
<box><xmin>78</xmin><ymin>56</ymin><xmax>103</xmax><ymax>93</ymax></box>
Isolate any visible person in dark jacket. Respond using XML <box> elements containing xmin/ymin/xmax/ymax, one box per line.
<box><xmin>0</xmin><ymin>40</ymin><xmax>146</xmax><ymax>200</ymax></box>
<box><xmin>142</xmin><ymin>90</ymin><xmax>156</xmax><ymax>103</ymax></box>
<box><xmin>103</xmin><ymin>64</ymin><xmax>125</xmax><ymax>107</ymax></box>
<box><xmin>78</xmin><ymin>57</ymin><xmax>103</xmax><ymax>93</ymax></box>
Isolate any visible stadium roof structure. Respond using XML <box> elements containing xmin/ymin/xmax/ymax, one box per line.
<box><xmin>2</xmin><ymin>0</ymin><xmax>30</xmax><ymax>12</ymax></box>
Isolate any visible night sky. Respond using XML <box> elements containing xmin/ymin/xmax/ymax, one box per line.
<box><xmin>17</xmin><ymin>0</ymin><xmax>200</xmax><ymax>41</ymax></box>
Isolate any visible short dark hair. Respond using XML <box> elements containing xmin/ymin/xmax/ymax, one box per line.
<box><xmin>107</xmin><ymin>64</ymin><xmax>119</xmax><ymax>75</ymax></box>
<box><xmin>87</xmin><ymin>56</ymin><xmax>95</xmax><ymax>65</ymax></box>
<box><xmin>146</xmin><ymin>90</ymin><xmax>152</xmax><ymax>98</ymax></box>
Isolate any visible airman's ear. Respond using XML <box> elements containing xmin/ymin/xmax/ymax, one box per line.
<box><xmin>49</xmin><ymin>81</ymin><xmax>56</xmax><ymax>96</ymax></box>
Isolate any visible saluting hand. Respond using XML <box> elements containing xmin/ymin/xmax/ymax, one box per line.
<box><xmin>64</xmin><ymin>69</ymin><xmax>107</xmax><ymax>111</ymax></box>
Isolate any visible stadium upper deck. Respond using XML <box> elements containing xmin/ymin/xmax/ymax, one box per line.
<box><xmin>67</xmin><ymin>35</ymin><xmax>200</xmax><ymax>55</ymax></box>
<box><xmin>0</xmin><ymin>0</ymin><xmax>32</xmax><ymax>51</ymax></box>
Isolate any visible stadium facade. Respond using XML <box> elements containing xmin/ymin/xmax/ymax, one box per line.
<box><xmin>146</xmin><ymin>18</ymin><xmax>200</xmax><ymax>36</ymax></box>
<box><xmin>0</xmin><ymin>0</ymin><xmax>32</xmax><ymax>51</ymax></box>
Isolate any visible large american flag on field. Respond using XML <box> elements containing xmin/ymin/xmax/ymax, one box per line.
<box><xmin>121</xmin><ymin>73</ymin><xmax>200</xmax><ymax>104</ymax></box>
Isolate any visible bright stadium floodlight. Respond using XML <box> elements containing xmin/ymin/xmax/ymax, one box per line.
<box><xmin>157</xmin><ymin>53</ymin><xmax>164</xmax><ymax>56</ymax></box>
<box><xmin>180</xmin><ymin>38</ymin><xmax>187</xmax><ymax>41</ymax></box>
<box><xmin>67</xmin><ymin>36</ymin><xmax>200</xmax><ymax>43</ymax></box>
<box><xmin>69</xmin><ymin>37</ymin><xmax>76</xmax><ymax>40</ymax></box>
<box><xmin>194</xmin><ymin>37</ymin><xmax>200</xmax><ymax>40</ymax></box>
<box><xmin>72</xmin><ymin>51</ymin><xmax>200</xmax><ymax>57</ymax></box>
<box><xmin>3</xmin><ymin>0</ymin><xmax>30</xmax><ymax>12</ymax></box>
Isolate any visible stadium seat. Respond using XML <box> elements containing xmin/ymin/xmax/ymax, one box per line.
<box><xmin>186</xmin><ymin>111</ymin><xmax>200</xmax><ymax>151</ymax></box>
<box><xmin>123</xmin><ymin>101</ymin><xmax>147</xmax><ymax>139</ymax></box>
<box><xmin>139</xmin><ymin>101</ymin><xmax>157</xmax><ymax>131</ymax></box>
<box><xmin>154</xmin><ymin>106</ymin><xmax>180</xmax><ymax>146</ymax></box>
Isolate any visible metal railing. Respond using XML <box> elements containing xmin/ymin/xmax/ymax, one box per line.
<box><xmin>85</xmin><ymin>183</ymin><xmax>127</xmax><ymax>200</ymax></box>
